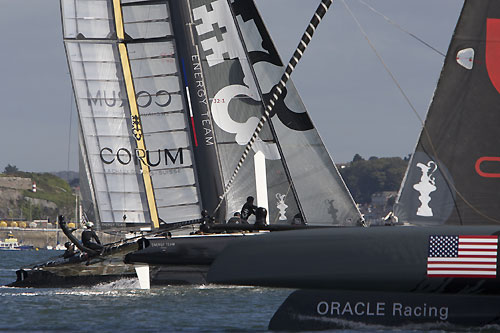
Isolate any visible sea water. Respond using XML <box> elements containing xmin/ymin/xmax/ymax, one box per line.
<box><xmin>0</xmin><ymin>250</ymin><xmax>289</xmax><ymax>332</ymax></box>
<box><xmin>0</xmin><ymin>251</ymin><xmax>481</xmax><ymax>332</ymax></box>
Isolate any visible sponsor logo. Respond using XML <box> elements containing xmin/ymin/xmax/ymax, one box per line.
<box><xmin>87</xmin><ymin>90</ymin><xmax>172</xmax><ymax>108</ymax></box>
<box><xmin>486</xmin><ymin>19</ymin><xmax>500</xmax><ymax>94</ymax></box>
<box><xmin>316</xmin><ymin>301</ymin><xmax>448</xmax><ymax>321</ymax></box>
<box><xmin>191</xmin><ymin>55</ymin><xmax>213</xmax><ymax>146</ymax></box>
<box><xmin>456</xmin><ymin>48</ymin><xmax>475</xmax><ymax>70</ymax></box>
<box><xmin>192</xmin><ymin>0</ymin><xmax>280</xmax><ymax>158</ymax></box>
<box><xmin>100</xmin><ymin>147</ymin><xmax>184</xmax><ymax>167</ymax></box>
<box><xmin>132</xmin><ymin>115</ymin><xmax>142</xmax><ymax>141</ymax></box>
<box><xmin>150</xmin><ymin>241</ymin><xmax>175</xmax><ymax>248</ymax></box>
<box><xmin>192</xmin><ymin>0</ymin><xmax>237</xmax><ymax>67</ymax></box>
<box><xmin>413</xmin><ymin>161</ymin><xmax>437</xmax><ymax>217</ymax></box>
<box><xmin>276</xmin><ymin>193</ymin><xmax>288</xmax><ymax>221</ymax></box>
<box><xmin>475</xmin><ymin>156</ymin><xmax>500</xmax><ymax>177</ymax></box>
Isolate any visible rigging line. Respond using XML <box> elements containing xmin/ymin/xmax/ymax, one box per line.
<box><xmin>342</xmin><ymin>0</ymin><xmax>457</xmax><ymax>219</ymax></box>
<box><xmin>345</xmin><ymin>1</ymin><xmax>500</xmax><ymax>224</ymax></box>
<box><xmin>212</xmin><ymin>0</ymin><xmax>334</xmax><ymax>215</ymax></box>
<box><xmin>356</xmin><ymin>0</ymin><xmax>446</xmax><ymax>57</ymax></box>
<box><xmin>342</xmin><ymin>0</ymin><xmax>424</xmax><ymax>126</ymax></box>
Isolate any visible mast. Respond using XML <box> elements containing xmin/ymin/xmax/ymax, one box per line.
<box><xmin>168</xmin><ymin>0</ymin><xmax>227</xmax><ymax>221</ymax></box>
<box><xmin>187</xmin><ymin>0</ymin><xmax>303</xmax><ymax>223</ymax></box>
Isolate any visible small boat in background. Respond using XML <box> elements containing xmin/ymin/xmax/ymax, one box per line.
<box><xmin>47</xmin><ymin>244</ymin><xmax>66</xmax><ymax>251</ymax></box>
<box><xmin>0</xmin><ymin>233</ymin><xmax>34</xmax><ymax>251</ymax></box>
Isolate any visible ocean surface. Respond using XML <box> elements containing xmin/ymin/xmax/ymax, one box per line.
<box><xmin>0</xmin><ymin>250</ymin><xmax>290</xmax><ymax>332</ymax></box>
<box><xmin>0</xmin><ymin>251</ymin><xmax>482</xmax><ymax>332</ymax></box>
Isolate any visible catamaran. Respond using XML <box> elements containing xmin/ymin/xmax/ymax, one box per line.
<box><xmin>10</xmin><ymin>0</ymin><xmax>361</xmax><ymax>287</ymax></box>
<box><xmin>204</xmin><ymin>0</ymin><xmax>500</xmax><ymax>329</ymax></box>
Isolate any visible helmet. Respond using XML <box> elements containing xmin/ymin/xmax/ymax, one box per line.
<box><xmin>64</xmin><ymin>242</ymin><xmax>72</xmax><ymax>248</ymax></box>
<box><xmin>247</xmin><ymin>196</ymin><xmax>254</xmax><ymax>202</ymax></box>
<box><xmin>86</xmin><ymin>222</ymin><xmax>94</xmax><ymax>229</ymax></box>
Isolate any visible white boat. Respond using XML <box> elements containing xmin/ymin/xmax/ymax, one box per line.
<box><xmin>0</xmin><ymin>233</ymin><xmax>33</xmax><ymax>251</ymax></box>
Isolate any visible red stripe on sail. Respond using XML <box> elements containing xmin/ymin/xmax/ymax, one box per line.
<box><xmin>486</xmin><ymin>19</ymin><xmax>500</xmax><ymax>94</ymax></box>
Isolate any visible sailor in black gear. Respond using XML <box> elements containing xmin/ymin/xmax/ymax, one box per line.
<box><xmin>199</xmin><ymin>210</ymin><xmax>212</xmax><ymax>233</ymax></box>
<box><xmin>227</xmin><ymin>212</ymin><xmax>241</xmax><ymax>224</ymax></box>
<box><xmin>240</xmin><ymin>196</ymin><xmax>257</xmax><ymax>222</ymax></box>
<box><xmin>81</xmin><ymin>222</ymin><xmax>103</xmax><ymax>252</ymax></box>
<box><xmin>62</xmin><ymin>242</ymin><xmax>76</xmax><ymax>259</ymax></box>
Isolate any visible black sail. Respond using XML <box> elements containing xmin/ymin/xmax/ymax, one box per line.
<box><xmin>395</xmin><ymin>1</ymin><xmax>500</xmax><ymax>225</ymax></box>
<box><xmin>230</xmin><ymin>0</ymin><xmax>361</xmax><ymax>225</ymax></box>
<box><xmin>185</xmin><ymin>0</ymin><xmax>361</xmax><ymax>225</ymax></box>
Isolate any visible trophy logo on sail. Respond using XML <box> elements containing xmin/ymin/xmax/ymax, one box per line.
<box><xmin>276</xmin><ymin>193</ymin><xmax>288</xmax><ymax>221</ymax></box>
<box><xmin>413</xmin><ymin>161</ymin><xmax>438</xmax><ymax>217</ymax></box>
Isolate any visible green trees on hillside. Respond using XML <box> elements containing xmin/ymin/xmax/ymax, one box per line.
<box><xmin>4</xmin><ymin>164</ymin><xmax>19</xmax><ymax>174</ymax></box>
<box><xmin>1</xmin><ymin>167</ymin><xmax>76</xmax><ymax>221</ymax></box>
<box><xmin>340</xmin><ymin>155</ymin><xmax>408</xmax><ymax>204</ymax></box>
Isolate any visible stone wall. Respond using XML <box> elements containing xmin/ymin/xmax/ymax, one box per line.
<box><xmin>0</xmin><ymin>228</ymin><xmax>122</xmax><ymax>249</ymax></box>
<box><xmin>0</xmin><ymin>177</ymin><xmax>32</xmax><ymax>190</ymax></box>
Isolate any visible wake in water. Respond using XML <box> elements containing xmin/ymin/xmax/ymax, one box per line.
<box><xmin>196</xmin><ymin>284</ymin><xmax>254</xmax><ymax>290</ymax></box>
<box><xmin>92</xmin><ymin>278</ymin><xmax>140</xmax><ymax>290</ymax></box>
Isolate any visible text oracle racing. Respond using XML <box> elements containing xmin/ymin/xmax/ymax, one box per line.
<box><xmin>316</xmin><ymin>301</ymin><xmax>449</xmax><ymax>321</ymax></box>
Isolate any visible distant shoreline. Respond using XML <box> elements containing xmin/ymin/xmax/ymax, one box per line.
<box><xmin>0</xmin><ymin>228</ymin><xmax>120</xmax><ymax>249</ymax></box>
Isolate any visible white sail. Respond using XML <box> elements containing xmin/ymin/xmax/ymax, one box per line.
<box><xmin>61</xmin><ymin>0</ymin><xmax>202</xmax><ymax>228</ymax></box>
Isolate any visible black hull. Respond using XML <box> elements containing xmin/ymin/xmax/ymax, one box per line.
<box><xmin>269</xmin><ymin>289</ymin><xmax>500</xmax><ymax>330</ymax></box>
<box><xmin>150</xmin><ymin>265</ymin><xmax>210</xmax><ymax>285</ymax></box>
<box><xmin>9</xmin><ymin>269</ymin><xmax>135</xmax><ymax>288</ymax></box>
<box><xmin>7</xmin><ymin>233</ymin><xmax>255</xmax><ymax>287</ymax></box>
<box><xmin>8</xmin><ymin>241</ymin><xmax>139</xmax><ymax>288</ymax></box>
<box><xmin>207</xmin><ymin>226</ymin><xmax>500</xmax><ymax>295</ymax></box>
<box><xmin>13</xmin><ymin>225</ymin><xmax>500</xmax><ymax>294</ymax></box>
<box><xmin>126</xmin><ymin>233</ymin><xmax>262</xmax><ymax>285</ymax></box>
<box><xmin>125</xmin><ymin>234</ymin><xmax>246</xmax><ymax>265</ymax></box>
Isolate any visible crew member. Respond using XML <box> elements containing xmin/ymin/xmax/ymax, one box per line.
<box><xmin>81</xmin><ymin>222</ymin><xmax>103</xmax><ymax>252</ymax></box>
<box><xmin>62</xmin><ymin>242</ymin><xmax>76</xmax><ymax>259</ymax></box>
<box><xmin>227</xmin><ymin>212</ymin><xmax>242</xmax><ymax>224</ymax></box>
<box><xmin>292</xmin><ymin>213</ymin><xmax>306</xmax><ymax>225</ymax></box>
<box><xmin>199</xmin><ymin>210</ymin><xmax>212</xmax><ymax>233</ymax></box>
<box><xmin>240</xmin><ymin>196</ymin><xmax>257</xmax><ymax>222</ymax></box>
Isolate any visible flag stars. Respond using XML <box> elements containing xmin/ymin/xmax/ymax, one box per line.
<box><xmin>429</xmin><ymin>235</ymin><xmax>458</xmax><ymax>257</ymax></box>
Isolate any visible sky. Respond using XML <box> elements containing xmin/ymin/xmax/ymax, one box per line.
<box><xmin>0</xmin><ymin>0</ymin><xmax>464</xmax><ymax>172</ymax></box>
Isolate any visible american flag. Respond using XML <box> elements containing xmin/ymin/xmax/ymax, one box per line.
<box><xmin>427</xmin><ymin>235</ymin><xmax>498</xmax><ymax>278</ymax></box>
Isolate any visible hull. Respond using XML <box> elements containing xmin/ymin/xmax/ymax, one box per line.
<box><xmin>8</xmin><ymin>232</ymin><xmax>263</xmax><ymax>287</ymax></box>
<box><xmin>0</xmin><ymin>246</ymin><xmax>34</xmax><ymax>251</ymax></box>
<box><xmin>9</xmin><ymin>242</ymin><xmax>139</xmax><ymax>288</ymax></box>
<box><xmin>207</xmin><ymin>226</ymin><xmax>500</xmax><ymax>295</ymax></box>
<box><xmin>205</xmin><ymin>226</ymin><xmax>500</xmax><ymax>329</ymax></box>
<box><xmin>269</xmin><ymin>289</ymin><xmax>500</xmax><ymax>330</ymax></box>
<box><xmin>126</xmin><ymin>233</ymin><xmax>265</xmax><ymax>285</ymax></box>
